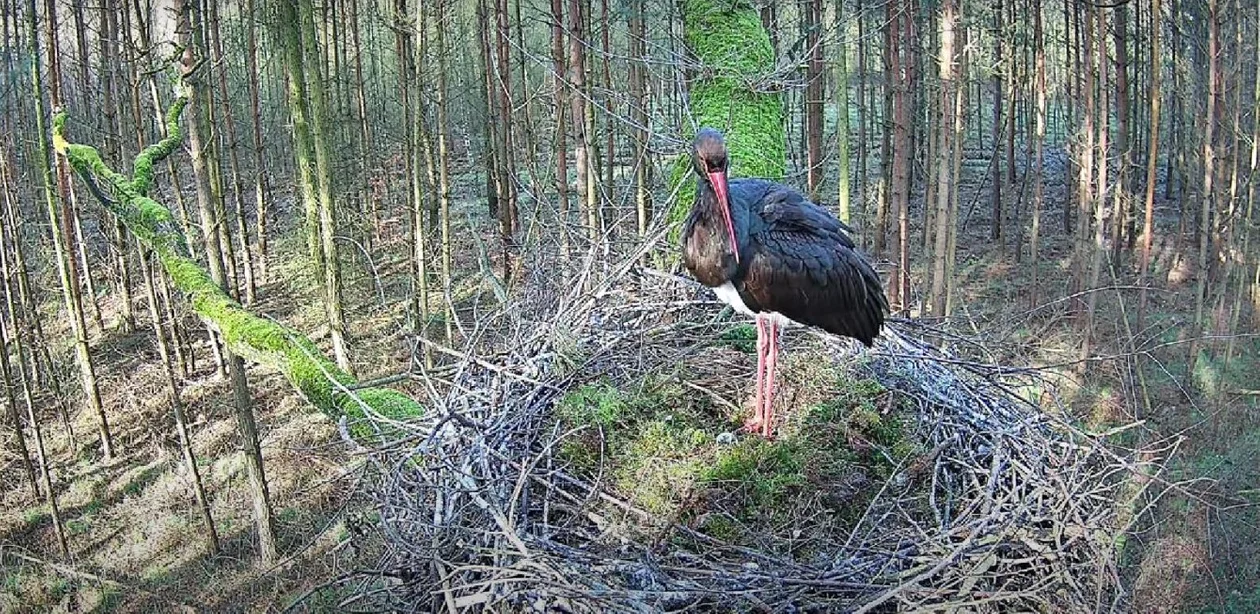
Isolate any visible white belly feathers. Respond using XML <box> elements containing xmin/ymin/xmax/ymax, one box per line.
<box><xmin>712</xmin><ymin>282</ymin><xmax>796</xmax><ymax>327</ymax></box>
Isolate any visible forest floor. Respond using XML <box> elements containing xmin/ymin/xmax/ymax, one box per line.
<box><xmin>1</xmin><ymin>148</ymin><xmax>1259</xmax><ymax>612</ymax></box>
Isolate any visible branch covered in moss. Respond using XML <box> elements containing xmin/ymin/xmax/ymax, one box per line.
<box><xmin>52</xmin><ymin>101</ymin><xmax>423</xmax><ymax>440</ymax></box>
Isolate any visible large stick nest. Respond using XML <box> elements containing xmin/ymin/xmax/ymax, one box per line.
<box><xmin>338</xmin><ymin>256</ymin><xmax>1154</xmax><ymax>613</ymax></box>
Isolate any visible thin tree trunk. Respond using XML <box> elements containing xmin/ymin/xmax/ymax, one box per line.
<box><xmin>835</xmin><ymin>0</ymin><xmax>851</xmax><ymax>222</ymax></box>
<box><xmin>297</xmin><ymin>0</ymin><xmax>353</xmax><ymax>374</ymax></box>
<box><xmin>990</xmin><ymin>0</ymin><xmax>1004</xmax><ymax>242</ymax></box>
<box><xmin>551</xmin><ymin>0</ymin><xmax>570</xmax><ymax>257</ymax></box>
<box><xmin>0</xmin><ymin>242</ymin><xmax>37</xmax><ymax>498</ymax></box>
<box><xmin>930</xmin><ymin>0</ymin><xmax>958</xmax><ymax>316</ymax></box>
<box><xmin>100</xmin><ymin>0</ymin><xmax>137</xmax><ymax>333</ymax></box>
<box><xmin>889</xmin><ymin>0</ymin><xmax>911</xmax><ymax>312</ymax></box>
<box><xmin>856</xmin><ymin>0</ymin><xmax>867</xmax><ymax>231</ymax></box>
<box><xmin>1082</xmin><ymin>4</ymin><xmax>1109</xmax><ymax>365</ymax></box>
<box><xmin>1029</xmin><ymin>0</ymin><xmax>1047</xmax><ymax>309</ymax></box>
<box><xmin>568</xmin><ymin>0</ymin><xmax>593</xmax><ymax>249</ymax></box>
<box><xmin>1138</xmin><ymin>0</ymin><xmax>1161</xmax><ymax>328</ymax></box>
<box><xmin>34</xmin><ymin>0</ymin><xmax>114</xmax><ymax>460</ymax></box>
<box><xmin>805</xmin><ymin>0</ymin><xmax>825</xmax><ymax>197</ymax></box>
<box><xmin>246</xmin><ymin>0</ymin><xmax>270</xmax><ymax>284</ymax></box>
<box><xmin>436</xmin><ymin>0</ymin><xmax>455</xmax><ymax>340</ymax></box>
<box><xmin>208</xmin><ymin>0</ymin><xmax>255</xmax><ymax>305</ymax></box>
<box><xmin>629</xmin><ymin>0</ymin><xmax>648</xmax><ymax>243</ymax></box>
<box><xmin>141</xmin><ymin>250</ymin><xmax>219</xmax><ymax>553</ymax></box>
<box><xmin>181</xmin><ymin>0</ymin><xmax>278</xmax><ymax>563</ymax></box>
<box><xmin>1189</xmin><ymin>0</ymin><xmax>1219</xmax><ymax>374</ymax></box>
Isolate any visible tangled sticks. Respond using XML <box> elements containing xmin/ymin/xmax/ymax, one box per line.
<box><xmin>337</xmin><ymin>253</ymin><xmax>1161</xmax><ymax>613</ymax></box>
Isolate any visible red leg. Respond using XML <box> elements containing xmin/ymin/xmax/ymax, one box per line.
<box><xmin>744</xmin><ymin>315</ymin><xmax>768</xmax><ymax>433</ymax></box>
<box><xmin>763</xmin><ymin>319</ymin><xmax>779</xmax><ymax>438</ymax></box>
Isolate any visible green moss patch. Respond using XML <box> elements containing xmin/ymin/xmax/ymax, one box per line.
<box><xmin>555</xmin><ymin>370</ymin><xmax>920</xmax><ymax>546</ymax></box>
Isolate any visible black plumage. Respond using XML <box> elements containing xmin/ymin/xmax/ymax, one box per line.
<box><xmin>681</xmin><ymin>129</ymin><xmax>889</xmax><ymax>346</ymax></box>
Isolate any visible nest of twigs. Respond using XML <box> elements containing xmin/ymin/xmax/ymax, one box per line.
<box><xmin>336</xmin><ymin>251</ymin><xmax>1150</xmax><ymax>613</ymax></box>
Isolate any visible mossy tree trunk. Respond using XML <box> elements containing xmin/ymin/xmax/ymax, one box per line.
<box><xmin>278</xmin><ymin>0</ymin><xmax>323</xmax><ymax>276</ymax></box>
<box><xmin>298</xmin><ymin>0</ymin><xmax>353</xmax><ymax>375</ymax></box>
<box><xmin>670</xmin><ymin>0</ymin><xmax>784</xmax><ymax>226</ymax></box>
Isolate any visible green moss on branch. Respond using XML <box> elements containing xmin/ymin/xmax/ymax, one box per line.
<box><xmin>52</xmin><ymin>103</ymin><xmax>422</xmax><ymax>440</ymax></box>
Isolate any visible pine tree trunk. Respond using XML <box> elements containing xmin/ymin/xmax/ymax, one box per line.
<box><xmin>180</xmin><ymin>0</ymin><xmax>278</xmax><ymax>563</ymax></box>
<box><xmin>1137</xmin><ymin>0</ymin><xmax>1161</xmax><ymax>329</ymax></box>
<box><xmin>140</xmin><ymin>250</ymin><xmax>219</xmax><ymax>554</ymax></box>
<box><xmin>1189</xmin><ymin>0</ymin><xmax>1219</xmax><ymax>375</ymax></box>
<box><xmin>629</xmin><ymin>0</ymin><xmax>648</xmax><ymax>242</ymax></box>
<box><xmin>805</xmin><ymin>0</ymin><xmax>825</xmax><ymax>198</ymax></box>
<box><xmin>835</xmin><ymin>0</ymin><xmax>851</xmax><ymax>223</ymax></box>
<box><xmin>1030</xmin><ymin>0</ymin><xmax>1047</xmax><ymax>309</ymax></box>
<box><xmin>929</xmin><ymin>0</ymin><xmax>958</xmax><ymax>317</ymax></box>
<box><xmin>569</xmin><ymin>0</ymin><xmax>594</xmax><ymax>249</ymax></box>
<box><xmin>297</xmin><ymin>0</ymin><xmax>353</xmax><ymax>374</ymax></box>
<box><xmin>437</xmin><ymin>0</ymin><xmax>456</xmax><ymax>339</ymax></box>
<box><xmin>34</xmin><ymin>0</ymin><xmax>114</xmax><ymax>460</ymax></box>
<box><xmin>0</xmin><ymin>257</ymin><xmax>37</xmax><ymax>499</ymax></box>
<box><xmin>889</xmin><ymin>0</ymin><xmax>911</xmax><ymax>312</ymax></box>
<box><xmin>246</xmin><ymin>0</ymin><xmax>270</xmax><ymax>284</ymax></box>
<box><xmin>208</xmin><ymin>0</ymin><xmax>256</xmax><ymax>305</ymax></box>
<box><xmin>1082</xmin><ymin>5</ymin><xmax>1110</xmax><ymax>366</ymax></box>
<box><xmin>551</xmin><ymin>0</ymin><xmax>570</xmax><ymax>257</ymax></box>
<box><xmin>990</xmin><ymin>0</ymin><xmax>1004</xmax><ymax>242</ymax></box>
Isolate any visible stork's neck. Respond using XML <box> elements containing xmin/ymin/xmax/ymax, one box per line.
<box><xmin>688</xmin><ymin>177</ymin><xmax>746</xmax><ymax>279</ymax></box>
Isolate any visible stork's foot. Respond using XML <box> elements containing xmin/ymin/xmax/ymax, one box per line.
<box><xmin>741</xmin><ymin>415</ymin><xmax>764</xmax><ymax>434</ymax></box>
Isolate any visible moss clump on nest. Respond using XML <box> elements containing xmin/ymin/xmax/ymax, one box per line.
<box><xmin>717</xmin><ymin>323</ymin><xmax>757</xmax><ymax>353</ymax></box>
<box><xmin>555</xmin><ymin>369</ymin><xmax>918</xmax><ymax>540</ymax></box>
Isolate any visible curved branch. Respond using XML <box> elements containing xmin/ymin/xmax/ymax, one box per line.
<box><xmin>52</xmin><ymin>102</ymin><xmax>423</xmax><ymax>442</ymax></box>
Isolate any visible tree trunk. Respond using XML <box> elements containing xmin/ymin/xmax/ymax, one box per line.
<box><xmin>246</xmin><ymin>0</ymin><xmax>270</xmax><ymax>284</ymax></box>
<box><xmin>1189</xmin><ymin>0</ymin><xmax>1219</xmax><ymax>374</ymax></box>
<box><xmin>1082</xmin><ymin>5</ymin><xmax>1110</xmax><ymax>365</ymax></box>
<box><xmin>34</xmin><ymin>0</ymin><xmax>114</xmax><ymax>461</ymax></box>
<box><xmin>629</xmin><ymin>0</ymin><xmax>649</xmax><ymax>242</ymax></box>
<box><xmin>835</xmin><ymin>0</ymin><xmax>851</xmax><ymax>222</ymax></box>
<box><xmin>141</xmin><ymin>250</ymin><xmax>219</xmax><ymax>554</ymax></box>
<box><xmin>208</xmin><ymin>0</ymin><xmax>255</xmax><ymax>305</ymax></box>
<box><xmin>551</xmin><ymin>0</ymin><xmax>570</xmax><ymax>257</ymax></box>
<box><xmin>0</xmin><ymin>246</ymin><xmax>37</xmax><ymax>498</ymax></box>
<box><xmin>889</xmin><ymin>0</ymin><xmax>911</xmax><ymax>312</ymax></box>
<box><xmin>805</xmin><ymin>0</ymin><xmax>825</xmax><ymax>197</ymax></box>
<box><xmin>297</xmin><ymin>0</ymin><xmax>353</xmax><ymax>374</ymax></box>
<box><xmin>990</xmin><ymin>0</ymin><xmax>1004</xmax><ymax>242</ymax></box>
<box><xmin>929</xmin><ymin>0</ymin><xmax>958</xmax><ymax>317</ymax></box>
<box><xmin>569</xmin><ymin>0</ymin><xmax>594</xmax><ymax>248</ymax></box>
<box><xmin>1137</xmin><ymin>0</ymin><xmax>1161</xmax><ymax>328</ymax></box>
<box><xmin>180</xmin><ymin>0</ymin><xmax>278</xmax><ymax>563</ymax></box>
<box><xmin>437</xmin><ymin>0</ymin><xmax>455</xmax><ymax>339</ymax></box>
<box><xmin>1029</xmin><ymin>0</ymin><xmax>1047</xmax><ymax>309</ymax></box>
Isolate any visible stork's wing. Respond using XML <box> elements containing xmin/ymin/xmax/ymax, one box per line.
<box><xmin>739</xmin><ymin>199</ymin><xmax>888</xmax><ymax>346</ymax></box>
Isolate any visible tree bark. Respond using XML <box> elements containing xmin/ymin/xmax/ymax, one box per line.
<box><xmin>835</xmin><ymin>0</ymin><xmax>851</xmax><ymax>222</ymax></box>
<box><xmin>929</xmin><ymin>0</ymin><xmax>958</xmax><ymax>317</ymax></box>
<box><xmin>34</xmin><ymin>0</ymin><xmax>114</xmax><ymax>460</ymax></box>
<box><xmin>1137</xmin><ymin>0</ymin><xmax>1161</xmax><ymax>328</ymax></box>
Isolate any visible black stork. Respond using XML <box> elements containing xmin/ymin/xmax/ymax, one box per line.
<box><xmin>681</xmin><ymin>128</ymin><xmax>889</xmax><ymax>438</ymax></box>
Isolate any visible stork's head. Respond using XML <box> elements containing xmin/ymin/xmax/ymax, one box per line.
<box><xmin>691</xmin><ymin>128</ymin><xmax>738</xmax><ymax>262</ymax></box>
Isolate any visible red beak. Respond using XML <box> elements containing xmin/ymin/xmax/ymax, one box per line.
<box><xmin>708</xmin><ymin>170</ymin><xmax>739</xmax><ymax>264</ymax></box>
